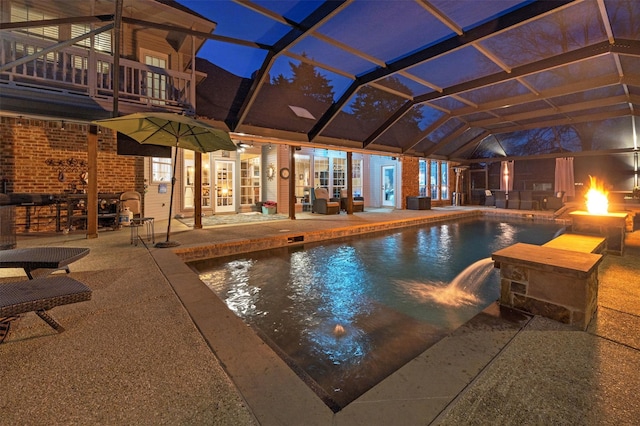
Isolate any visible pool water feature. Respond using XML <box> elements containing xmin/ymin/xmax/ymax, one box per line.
<box><xmin>193</xmin><ymin>217</ymin><xmax>561</xmax><ymax>410</ymax></box>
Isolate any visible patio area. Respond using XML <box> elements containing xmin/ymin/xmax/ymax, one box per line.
<box><xmin>1</xmin><ymin>207</ymin><xmax>639</xmax><ymax>425</ymax></box>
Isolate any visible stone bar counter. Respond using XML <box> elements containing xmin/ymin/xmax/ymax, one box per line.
<box><xmin>570</xmin><ymin>211</ymin><xmax>628</xmax><ymax>255</ymax></box>
<box><xmin>492</xmin><ymin>241</ymin><xmax>603</xmax><ymax>330</ymax></box>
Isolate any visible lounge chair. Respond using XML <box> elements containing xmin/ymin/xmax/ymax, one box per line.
<box><xmin>507</xmin><ymin>191</ymin><xmax>520</xmax><ymax>209</ymax></box>
<box><xmin>340</xmin><ymin>190</ymin><xmax>364</xmax><ymax>212</ymax></box>
<box><xmin>0</xmin><ymin>276</ymin><xmax>92</xmax><ymax>343</ymax></box>
<box><xmin>0</xmin><ymin>247</ymin><xmax>90</xmax><ymax>279</ymax></box>
<box><xmin>312</xmin><ymin>188</ymin><xmax>340</xmax><ymax>214</ymax></box>
<box><xmin>519</xmin><ymin>190</ymin><xmax>538</xmax><ymax>210</ymax></box>
<box><xmin>494</xmin><ymin>190</ymin><xmax>507</xmax><ymax>209</ymax></box>
<box><xmin>484</xmin><ymin>190</ymin><xmax>495</xmax><ymax>206</ymax></box>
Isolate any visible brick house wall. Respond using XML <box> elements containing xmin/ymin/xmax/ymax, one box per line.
<box><xmin>0</xmin><ymin>116</ymin><xmax>142</xmax><ymax>233</ymax></box>
<box><xmin>400</xmin><ymin>157</ymin><xmax>459</xmax><ymax>208</ymax></box>
<box><xmin>401</xmin><ymin>156</ymin><xmax>420</xmax><ymax>209</ymax></box>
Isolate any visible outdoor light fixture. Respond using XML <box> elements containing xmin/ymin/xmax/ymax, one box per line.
<box><xmin>237</xmin><ymin>142</ymin><xmax>250</xmax><ymax>148</ymax></box>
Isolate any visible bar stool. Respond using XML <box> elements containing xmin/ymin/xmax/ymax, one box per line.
<box><xmin>130</xmin><ymin>217</ymin><xmax>155</xmax><ymax>245</ymax></box>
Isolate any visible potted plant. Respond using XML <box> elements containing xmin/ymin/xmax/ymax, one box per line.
<box><xmin>262</xmin><ymin>201</ymin><xmax>277</xmax><ymax>215</ymax></box>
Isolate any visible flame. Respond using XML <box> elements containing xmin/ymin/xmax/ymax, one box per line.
<box><xmin>585</xmin><ymin>176</ymin><xmax>608</xmax><ymax>215</ymax></box>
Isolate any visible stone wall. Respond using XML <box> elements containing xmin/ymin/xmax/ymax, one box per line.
<box><xmin>492</xmin><ymin>243</ymin><xmax>603</xmax><ymax>330</ymax></box>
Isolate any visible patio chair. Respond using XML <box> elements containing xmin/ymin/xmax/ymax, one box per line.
<box><xmin>484</xmin><ymin>190</ymin><xmax>495</xmax><ymax>206</ymax></box>
<box><xmin>494</xmin><ymin>190</ymin><xmax>507</xmax><ymax>208</ymax></box>
<box><xmin>340</xmin><ymin>190</ymin><xmax>364</xmax><ymax>212</ymax></box>
<box><xmin>507</xmin><ymin>191</ymin><xmax>520</xmax><ymax>209</ymax></box>
<box><xmin>312</xmin><ymin>188</ymin><xmax>340</xmax><ymax>215</ymax></box>
<box><xmin>0</xmin><ymin>276</ymin><xmax>92</xmax><ymax>343</ymax></box>
<box><xmin>519</xmin><ymin>190</ymin><xmax>538</xmax><ymax>210</ymax></box>
<box><xmin>546</xmin><ymin>191</ymin><xmax>565</xmax><ymax>211</ymax></box>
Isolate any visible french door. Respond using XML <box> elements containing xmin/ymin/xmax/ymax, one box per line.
<box><xmin>215</xmin><ymin>160</ymin><xmax>235</xmax><ymax>213</ymax></box>
<box><xmin>382</xmin><ymin>165</ymin><xmax>395</xmax><ymax>207</ymax></box>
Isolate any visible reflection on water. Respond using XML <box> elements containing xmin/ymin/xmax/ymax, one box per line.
<box><xmin>195</xmin><ymin>218</ymin><xmax>560</xmax><ymax>410</ymax></box>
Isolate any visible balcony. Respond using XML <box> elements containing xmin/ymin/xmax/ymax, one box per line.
<box><xmin>1</xmin><ymin>32</ymin><xmax>195</xmax><ymax>117</ymax></box>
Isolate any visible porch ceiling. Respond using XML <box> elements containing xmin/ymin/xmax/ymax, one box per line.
<box><xmin>4</xmin><ymin>0</ymin><xmax>640</xmax><ymax>163</ymax></box>
<box><xmin>177</xmin><ymin>0</ymin><xmax>640</xmax><ymax>163</ymax></box>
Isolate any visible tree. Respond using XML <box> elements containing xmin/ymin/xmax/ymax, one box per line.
<box><xmin>350</xmin><ymin>77</ymin><xmax>423</xmax><ymax>126</ymax></box>
<box><xmin>271</xmin><ymin>54</ymin><xmax>334</xmax><ymax>105</ymax></box>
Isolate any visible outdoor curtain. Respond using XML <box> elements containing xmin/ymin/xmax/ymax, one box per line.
<box><xmin>554</xmin><ymin>157</ymin><xmax>575</xmax><ymax>197</ymax></box>
<box><xmin>499</xmin><ymin>160</ymin><xmax>514</xmax><ymax>192</ymax></box>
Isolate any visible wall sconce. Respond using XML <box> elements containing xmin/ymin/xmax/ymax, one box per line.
<box><xmin>60</xmin><ymin>120</ymin><xmax>66</xmax><ymax>131</ymax></box>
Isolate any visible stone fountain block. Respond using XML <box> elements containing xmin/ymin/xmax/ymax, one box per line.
<box><xmin>492</xmin><ymin>242</ymin><xmax>603</xmax><ymax>330</ymax></box>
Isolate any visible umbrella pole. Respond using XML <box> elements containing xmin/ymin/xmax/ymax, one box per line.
<box><xmin>155</xmin><ymin>145</ymin><xmax>181</xmax><ymax>248</ymax></box>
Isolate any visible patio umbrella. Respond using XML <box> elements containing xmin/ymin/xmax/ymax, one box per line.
<box><xmin>94</xmin><ymin>112</ymin><xmax>236</xmax><ymax>247</ymax></box>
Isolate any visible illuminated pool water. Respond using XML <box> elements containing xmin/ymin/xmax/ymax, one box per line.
<box><xmin>193</xmin><ymin>217</ymin><xmax>561</xmax><ymax>410</ymax></box>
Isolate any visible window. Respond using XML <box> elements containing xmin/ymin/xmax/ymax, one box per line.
<box><xmin>352</xmin><ymin>159</ymin><xmax>363</xmax><ymax>197</ymax></box>
<box><xmin>294</xmin><ymin>154</ymin><xmax>310</xmax><ymax>202</ymax></box>
<box><xmin>152</xmin><ymin>157</ymin><xmax>172</xmax><ymax>183</ymax></box>
<box><xmin>71</xmin><ymin>24</ymin><xmax>112</xmax><ymax>53</ymax></box>
<box><xmin>427</xmin><ymin>160</ymin><xmax>450</xmax><ymax>201</ymax></box>
<box><xmin>11</xmin><ymin>6</ymin><xmax>58</xmax><ymax>41</ymax></box>
<box><xmin>419</xmin><ymin>160</ymin><xmax>427</xmax><ymax>196</ymax></box>
<box><xmin>430</xmin><ymin>160</ymin><xmax>439</xmax><ymax>199</ymax></box>
<box><xmin>11</xmin><ymin>5</ymin><xmax>58</xmax><ymax>63</ymax></box>
<box><xmin>440</xmin><ymin>162</ymin><xmax>449</xmax><ymax>200</ymax></box>
<box><xmin>142</xmin><ymin>50</ymin><xmax>168</xmax><ymax>104</ymax></box>
<box><xmin>314</xmin><ymin>157</ymin><xmax>329</xmax><ymax>188</ymax></box>
<box><xmin>240</xmin><ymin>154</ymin><xmax>261</xmax><ymax>206</ymax></box>
<box><xmin>332</xmin><ymin>157</ymin><xmax>346</xmax><ymax>199</ymax></box>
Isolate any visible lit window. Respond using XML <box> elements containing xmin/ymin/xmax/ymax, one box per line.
<box><xmin>152</xmin><ymin>157</ymin><xmax>172</xmax><ymax>183</ymax></box>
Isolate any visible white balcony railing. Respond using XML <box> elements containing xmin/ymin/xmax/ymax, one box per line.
<box><xmin>1</xmin><ymin>32</ymin><xmax>194</xmax><ymax>113</ymax></box>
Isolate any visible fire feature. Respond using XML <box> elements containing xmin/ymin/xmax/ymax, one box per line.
<box><xmin>585</xmin><ymin>175</ymin><xmax>608</xmax><ymax>214</ymax></box>
<box><xmin>569</xmin><ymin>176</ymin><xmax>629</xmax><ymax>255</ymax></box>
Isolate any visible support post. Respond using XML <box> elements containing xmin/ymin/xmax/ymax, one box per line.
<box><xmin>346</xmin><ymin>151</ymin><xmax>353</xmax><ymax>214</ymax></box>
<box><xmin>194</xmin><ymin>151</ymin><xmax>202</xmax><ymax>229</ymax></box>
<box><xmin>86</xmin><ymin>125</ymin><xmax>98</xmax><ymax>239</ymax></box>
<box><xmin>289</xmin><ymin>145</ymin><xmax>296</xmax><ymax>220</ymax></box>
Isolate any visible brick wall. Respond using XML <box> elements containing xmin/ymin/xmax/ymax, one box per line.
<box><xmin>0</xmin><ymin>116</ymin><xmax>141</xmax><ymax>232</ymax></box>
<box><xmin>401</xmin><ymin>156</ymin><xmax>420</xmax><ymax>209</ymax></box>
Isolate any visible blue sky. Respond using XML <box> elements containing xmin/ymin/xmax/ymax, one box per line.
<box><xmin>178</xmin><ymin>1</ymin><xmax>323</xmax><ymax>78</ymax></box>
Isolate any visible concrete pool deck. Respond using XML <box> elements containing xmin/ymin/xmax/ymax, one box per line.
<box><xmin>1</xmin><ymin>206</ymin><xmax>639</xmax><ymax>424</ymax></box>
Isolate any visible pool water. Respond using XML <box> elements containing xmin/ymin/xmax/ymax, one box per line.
<box><xmin>193</xmin><ymin>217</ymin><xmax>561</xmax><ymax>410</ymax></box>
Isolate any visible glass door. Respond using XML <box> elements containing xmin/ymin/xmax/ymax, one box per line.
<box><xmin>215</xmin><ymin>160</ymin><xmax>235</xmax><ymax>213</ymax></box>
<box><xmin>382</xmin><ymin>165</ymin><xmax>395</xmax><ymax>207</ymax></box>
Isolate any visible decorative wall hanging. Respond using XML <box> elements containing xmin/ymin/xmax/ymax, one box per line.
<box><xmin>267</xmin><ymin>163</ymin><xmax>276</xmax><ymax>181</ymax></box>
<box><xmin>45</xmin><ymin>158</ymin><xmax>88</xmax><ymax>188</ymax></box>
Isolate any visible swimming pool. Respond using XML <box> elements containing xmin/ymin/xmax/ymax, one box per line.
<box><xmin>193</xmin><ymin>217</ymin><xmax>561</xmax><ymax>410</ymax></box>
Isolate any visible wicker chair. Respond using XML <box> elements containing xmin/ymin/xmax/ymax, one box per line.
<box><xmin>494</xmin><ymin>190</ymin><xmax>507</xmax><ymax>208</ymax></box>
<box><xmin>340</xmin><ymin>190</ymin><xmax>364</xmax><ymax>212</ymax></box>
<box><xmin>312</xmin><ymin>188</ymin><xmax>340</xmax><ymax>214</ymax></box>
<box><xmin>546</xmin><ymin>191</ymin><xmax>565</xmax><ymax>211</ymax></box>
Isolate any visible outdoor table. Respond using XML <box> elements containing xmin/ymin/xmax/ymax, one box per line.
<box><xmin>0</xmin><ymin>247</ymin><xmax>90</xmax><ymax>279</ymax></box>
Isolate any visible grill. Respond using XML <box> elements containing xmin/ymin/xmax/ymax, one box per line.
<box><xmin>7</xmin><ymin>193</ymin><xmax>58</xmax><ymax>206</ymax></box>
